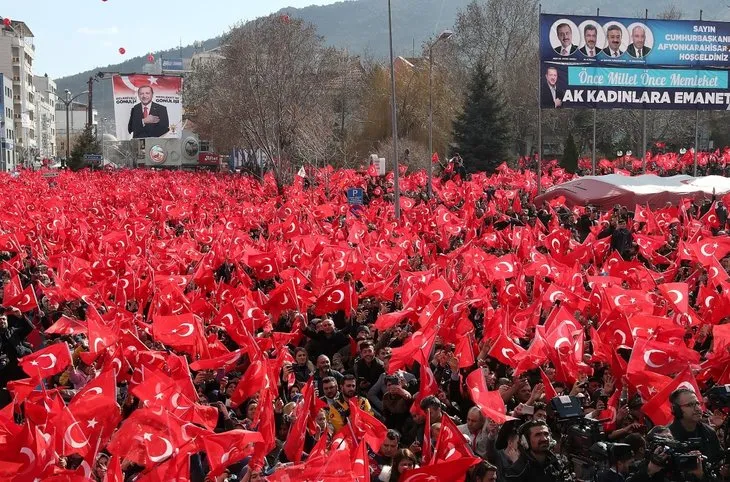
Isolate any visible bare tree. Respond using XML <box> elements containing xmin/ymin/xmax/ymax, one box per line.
<box><xmin>185</xmin><ymin>15</ymin><xmax>348</xmax><ymax>189</ymax></box>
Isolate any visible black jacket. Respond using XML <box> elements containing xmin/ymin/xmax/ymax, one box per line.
<box><xmin>668</xmin><ymin>419</ymin><xmax>723</xmax><ymax>468</ymax></box>
<box><xmin>504</xmin><ymin>450</ymin><xmax>574</xmax><ymax>482</ymax></box>
<box><xmin>127</xmin><ymin>101</ymin><xmax>170</xmax><ymax>138</ymax></box>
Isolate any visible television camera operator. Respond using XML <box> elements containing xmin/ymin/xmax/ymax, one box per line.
<box><xmin>667</xmin><ymin>388</ymin><xmax>722</xmax><ymax>469</ymax></box>
<box><xmin>627</xmin><ymin>425</ymin><xmax>707</xmax><ymax>482</ymax></box>
<box><xmin>503</xmin><ymin>420</ymin><xmax>575</xmax><ymax>482</ymax></box>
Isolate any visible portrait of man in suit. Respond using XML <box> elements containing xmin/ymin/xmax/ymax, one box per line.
<box><xmin>541</xmin><ymin>67</ymin><xmax>565</xmax><ymax>108</ymax></box>
<box><xmin>127</xmin><ymin>85</ymin><xmax>170</xmax><ymax>139</ymax></box>
<box><xmin>579</xmin><ymin>24</ymin><xmax>600</xmax><ymax>57</ymax></box>
<box><xmin>554</xmin><ymin>23</ymin><xmax>578</xmax><ymax>56</ymax></box>
<box><xmin>602</xmin><ymin>25</ymin><xmax>624</xmax><ymax>58</ymax></box>
<box><xmin>627</xmin><ymin>25</ymin><xmax>652</xmax><ymax>58</ymax></box>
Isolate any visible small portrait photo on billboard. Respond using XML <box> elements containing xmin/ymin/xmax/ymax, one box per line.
<box><xmin>550</xmin><ymin>19</ymin><xmax>580</xmax><ymax>56</ymax></box>
<box><xmin>541</xmin><ymin>65</ymin><xmax>566</xmax><ymax>109</ymax></box>
<box><xmin>601</xmin><ymin>22</ymin><xmax>630</xmax><ymax>58</ymax></box>
<box><xmin>625</xmin><ymin>22</ymin><xmax>654</xmax><ymax>59</ymax></box>
<box><xmin>577</xmin><ymin>21</ymin><xmax>605</xmax><ymax>58</ymax></box>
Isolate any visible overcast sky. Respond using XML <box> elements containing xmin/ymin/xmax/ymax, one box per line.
<box><xmin>2</xmin><ymin>0</ymin><xmax>340</xmax><ymax>78</ymax></box>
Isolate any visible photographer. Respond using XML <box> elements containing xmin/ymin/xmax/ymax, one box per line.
<box><xmin>504</xmin><ymin>420</ymin><xmax>574</xmax><ymax>482</ymax></box>
<box><xmin>667</xmin><ymin>388</ymin><xmax>722</xmax><ymax>469</ymax></box>
<box><xmin>628</xmin><ymin>426</ymin><xmax>706</xmax><ymax>482</ymax></box>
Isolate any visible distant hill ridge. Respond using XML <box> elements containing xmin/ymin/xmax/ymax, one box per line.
<box><xmin>54</xmin><ymin>0</ymin><xmax>730</xmax><ymax>122</ymax></box>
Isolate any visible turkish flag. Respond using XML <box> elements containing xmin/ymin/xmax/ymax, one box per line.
<box><xmin>283</xmin><ymin>380</ymin><xmax>320</xmax><ymax>463</ymax></box>
<box><xmin>202</xmin><ymin>430</ymin><xmax>263</xmax><ymax>475</ymax></box>
<box><xmin>349</xmin><ymin>397</ymin><xmax>388</xmax><ymax>452</ymax></box>
<box><xmin>692</xmin><ymin>236</ymin><xmax>730</xmax><ymax>264</ymax></box>
<box><xmin>189</xmin><ymin>348</ymin><xmax>243</xmax><ymax>372</ymax></box>
<box><xmin>421</xmin><ymin>277</ymin><xmax>454</xmax><ymax>304</ymax></box>
<box><xmin>411</xmin><ymin>362</ymin><xmax>439</xmax><ymax>418</ymax></box>
<box><xmin>86</xmin><ymin>305</ymin><xmax>119</xmax><ymax>356</ymax></box>
<box><xmin>540</xmin><ymin>368</ymin><xmax>558</xmax><ymax>401</ymax></box>
<box><xmin>44</xmin><ymin>315</ymin><xmax>86</xmax><ymax>336</ymax></box>
<box><xmin>152</xmin><ymin>313</ymin><xmax>205</xmax><ymax>355</ymax></box>
<box><xmin>353</xmin><ymin>435</ymin><xmax>370</xmax><ymax>481</ymax></box>
<box><xmin>2</xmin><ymin>274</ymin><xmax>23</xmax><ymax>301</ymax></box>
<box><xmin>657</xmin><ymin>283</ymin><xmax>689</xmax><ymax>314</ymax></box>
<box><xmin>314</xmin><ymin>282</ymin><xmax>357</xmax><ymax>317</ymax></box>
<box><xmin>230</xmin><ymin>358</ymin><xmax>270</xmax><ymax>407</ymax></box>
<box><xmin>107</xmin><ymin>408</ymin><xmax>183</xmax><ymax>466</ymax></box>
<box><xmin>19</xmin><ymin>341</ymin><xmax>72</xmax><ymax>379</ymax></box>
<box><xmin>432</xmin><ymin>413</ymin><xmax>472</xmax><ymax>464</ymax></box>
<box><xmin>4</xmin><ymin>285</ymin><xmax>39</xmax><ymax>313</ymax></box>
<box><xmin>641</xmin><ymin>367</ymin><xmax>704</xmax><ymax>426</ymax></box>
<box><xmin>627</xmin><ymin>338</ymin><xmax>700</xmax><ymax>377</ymax></box>
<box><xmin>487</xmin><ymin>335</ymin><xmax>525</xmax><ymax>368</ymax></box>
<box><xmin>466</xmin><ymin>369</ymin><xmax>511</xmax><ymax>424</ymax></box>
<box><xmin>400</xmin><ymin>456</ymin><xmax>480</xmax><ymax>482</ymax></box>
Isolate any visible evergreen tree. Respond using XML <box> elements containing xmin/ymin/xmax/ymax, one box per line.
<box><xmin>450</xmin><ymin>59</ymin><xmax>510</xmax><ymax>173</ymax></box>
<box><xmin>563</xmin><ymin>132</ymin><xmax>579</xmax><ymax>173</ymax></box>
<box><xmin>68</xmin><ymin>125</ymin><xmax>102</xmax><ymax>171</ymax></box>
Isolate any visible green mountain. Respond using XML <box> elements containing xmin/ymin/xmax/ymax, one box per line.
<box><xmin>54</xmin><ymin>0</ymin><xmax>730</xmax><ymax>124</ymax></box>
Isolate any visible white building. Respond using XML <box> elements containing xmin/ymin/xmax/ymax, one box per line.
<box><xmin>33</xmin><ymin>74</ymin><xmax>56</xmax><ymax>158</ymax></box>
<box><xmin>0</xmin><ymin>20</ymin><xmax>37</xmax><ymax>166</ymax></box>
<box><xmin>1</xmin><ymin>73</ymin><xmax>14</xmax><ymax>171</ymax></box>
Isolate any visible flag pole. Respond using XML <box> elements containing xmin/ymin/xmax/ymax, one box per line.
<box><xmin>537</xmin><ymin>3</ymin><xmax>543</xmax><ymax>197</ymax></box>
<box><xmin>592</xmin><ymin>8</ymin><xmax>599</xmax><ymax>176</ymax></box>
<box><xmin>641</xmin><ymin>8</ymin><xmax>648</xmax><ymax>173</ymax></box>
<box><xmin>387</xmin><ymin>0</ymin><xmax>401</xmax><ymax>220</ymax></box>
<box><xmin>694</xmin><ymin>10</ymin><xmax>703</xmax><ymax>177</ymax></box>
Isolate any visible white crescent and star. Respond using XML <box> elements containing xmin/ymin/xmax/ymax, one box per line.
<box><xmin>643</xmin><ymin>349</ymin><xmax>668</xmax><ymax>368</ymax></box>
<box><xmin>330</xmin><ymin>290</ymin><xmax>345</xmax><ymax>304</ymax></box>
<box><xmin>64</xmin><ymin>421</ymin><xmax>88</xmax><ymax>449</ymax></box>
<box><xmin>146</xmin><ymin>434</ymin><xmax>174</xmax><ymax>462</ymax></box>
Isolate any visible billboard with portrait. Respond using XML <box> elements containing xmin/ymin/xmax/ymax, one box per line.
<box><xmin>540</xmin><ymin>13</ymin><xmax>730</xmax><ymax>110</ymax></box>
<box><xmin>111</xmin><ymin>74</ymin><xmax>184</xmax><ymax>140</ymax></box>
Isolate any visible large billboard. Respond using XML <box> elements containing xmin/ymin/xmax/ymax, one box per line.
<box><xmin>112</xmin><ymin>74</ymin><xmax>184</xmax><ymax>140</ymax></box>
<box><xmin>540</xmin><ymin>14</ymin><xmax>730</xmax><ymax>110</ymax></box>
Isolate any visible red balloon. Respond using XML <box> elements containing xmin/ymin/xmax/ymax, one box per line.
<box><xmin>147</xmin><ymin>54</ymin><xmax>154</xmax><ymax>63</ymax></box>
<box><xmin>118</xmin><ymin>47</ymin><xmax>126</xmax><ymax>55</ymax></box>
<box><xmin>280</xmin><ymin>14</ymin><xmax>291</xmax><ymax>24</ymax></box>
<box><xmin>2</xmin><ymin>18</ymin><xmax>11</xmax><ymax>27</ymax></box>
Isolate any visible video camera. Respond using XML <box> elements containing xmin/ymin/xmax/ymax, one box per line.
<box><xmin>549</xmin><ymin>395</ymin><xmax>605</xmax><ymax>460</ymax></box>
<box><xmin>647</xmin><ymin>435</ymin><xmax>703</xmax><ymax>472</ymax></box>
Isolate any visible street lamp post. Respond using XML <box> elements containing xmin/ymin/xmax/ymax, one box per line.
<box><xmin>58</xmin><ymin>89</ymin><xmax>89</xmax><ymax>168</ymax></box>
<box><xmin>387</xmin><ymin>0</ymin><xmax>401</xmax><ymax>220</ymax></box>
<box><xmin>428</xmin><ymin>29</ymin><xmax>453</xmax><ymax>199</ymax></box>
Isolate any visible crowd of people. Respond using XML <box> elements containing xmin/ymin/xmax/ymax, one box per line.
<box><xmin>1</xmin><ymin>159</ymin><xmax>730</xmax><ymax>482</ymax></box>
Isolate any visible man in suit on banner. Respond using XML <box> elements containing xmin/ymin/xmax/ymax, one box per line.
<box><xmin>626</xmin><ymin>25</ymin><xmax>651</xmax><ymax>58</ymax></box>
<box><xmin>541</xmin><ymin>66</ymin><xmax>565</xmax><ymax>108</ymax></box>
<box><xmin>127</xmin><ymin>85</ymin><xmax>169</xmax><ymax>138</ymax></box>
<box><xmin>602</xmin><ymin>25</ymin><xmax>624</xmax><ymax>58</ymax></box>
<box><xmin>553</xmin><ymin>23</ymin><xmax>578</xmax><ymax>56</ymax></box>
<box><xmin>579</xmin><ymin>24</ymin><xmax>599</xmax><ymax>57</ymax></box>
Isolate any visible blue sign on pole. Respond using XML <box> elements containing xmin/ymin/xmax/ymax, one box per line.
<box><xmin>84</xmin><ymin>154</ymin><xmax>103</xmax><ymax>161</ymax></box>
<box><xmin>346</xmin><ymin>188</ymin><xmax>364</xmax><ymax>205</ymax></box>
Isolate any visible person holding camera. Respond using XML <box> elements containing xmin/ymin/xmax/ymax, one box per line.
<box><xmin>628</xmin><ymin>426</ymin><xmax>707</xmax><ymax>482</ymax></box>
<box><xmin>668</xmin><ymin>388</ymin><xmax>722</xmax><ymax>469</ymax></box>
<box><xmin>503</xmin><ymin>420</ymin><xmax>574</xmax><ymax>482</ymax></box>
